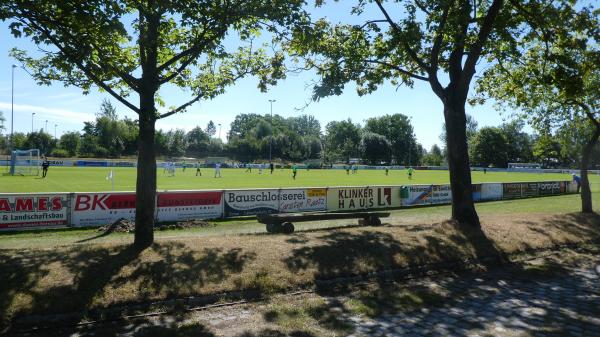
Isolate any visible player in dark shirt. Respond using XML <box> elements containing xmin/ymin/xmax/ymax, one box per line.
<box><xmin>41</xmin><ymin>156</ymin><xmax>50</xmax><ymax>178</ymax></box>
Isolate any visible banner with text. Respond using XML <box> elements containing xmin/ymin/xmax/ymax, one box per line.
<box><xmin>480</xmin><ymin>183</ymin><xmax>503</xmax><ymax>201</ymax></box>
<box><xmin>279</xmin><ymin>188</ymin><xmax>327</xmax><ymax>213</ymax></box>
<box><xmin>327</xmin><ymin>186</ymin><xmax>401</xmax><ymax>211</ymax></box>
<box><xmin>72</xmin><ymin>192</ymin><xmax>136</xmax><ymax>226</ymax></box>
<box><xmin>0</xmin><ymin>193</ymin><xmax>69</xmax><ymax>229</ymax></box>
<box><xmin>157</xmin><ymin>191</ymin><xmax>222</xmax><ymax>221</ymax></box>
<box><xmin>224</xmin><ymin>189</ymin><xmax>279</xmax><ymax>217</ymax></box>
<box><xmin>538</xmin><ymin>181</ymin><xmax>566</xmax><ymax>195</ymax></box>
<box><xmin>400</xmin><ymin>185</ymin><xmax>452</xmax><ymax>206</ymax></box>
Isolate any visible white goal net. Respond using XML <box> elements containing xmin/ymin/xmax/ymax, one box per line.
<box><xmin>10</xmin><ymin>149</ymin><xmax>41</xmax><ymax>176</ymax></box>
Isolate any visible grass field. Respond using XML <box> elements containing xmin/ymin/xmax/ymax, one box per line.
<box><xmin>1</xmin><ymin>166</ymin><xmax>596</xmax><ymax>193</ymax></box>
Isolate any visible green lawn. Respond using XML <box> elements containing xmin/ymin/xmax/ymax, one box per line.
<box><xmin>0</xmin><ymin>166</ymin><xmax>594</xmax><ymax>193</ymax></box>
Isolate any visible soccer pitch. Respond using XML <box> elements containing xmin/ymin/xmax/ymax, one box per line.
<box><xmin>0</xmin><ymin>166</ymin><xmax>591</xmax><ymax>193</ymax></box>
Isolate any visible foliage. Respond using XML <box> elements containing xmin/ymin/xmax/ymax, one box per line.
<box><xmin>422</xmin><ymin>144</ymin><xmax>444</xmax><ymax>166</ymax></box>
<box><xmin>0</xmin><ymin>110</ymin><xmax>5</xmax><ymax>133</ymax></box>
<box><xmin>11</xmin><ymin>132</ymin><xmax>27</xmax><ymax>150</ymax></box>
<box><xmin>186</xmin><ymin>127</ymin><xmax>210</xmax><ymax>158</ymax></box>
<box><xmin>469</xmin><ymin>127</ymin><xmax>509</xmax><ymax>168</ymax></box>
<box><xmin>500</xmin><ymin>120</ymin><xmax>534</xmax><ymax>164</ymax></box>
<box><xmin>1</xmin><ymin>0</ymin><xmax>307</xmax><ymax>246</ymax></box>
<box><xmin>324</xmin><ymin>119</ymin><xmax>361</xmax><ymax>163</ymax></box>
<box><xmin>533</xmin><ymin>131</ymin><xmax>563</xmax><ymax>168</ymax></box>
<box><xmin>50</xmin><ymin>148</ymin><xmax>69</xmax><ymax>158</ymax></box>
<box><xmin>286</xmin><ymin>0</ymin><xmax>536</xmax><ymax>225</ymax></box>
<box><xmin>58</xmin><ymin>132</ymin><xmax>81</xmax><ymax>157</ymax></box>
<box><xmin>364</xmin><ymin>114</ymin><xmax>419</xmax><ymax>165</ymax></box>
<box><xmin>205</xmin><ymin>121</ymin><xmax>217</xmax><ymax>137</ymax></box>
<box><xmin>24</xmin><ymin>131</ymin><xmax>55</xmax><ymax>155</ymax></box>
<box><xmin>360</xmin><ymin>131</ymin><xmax>391</xmax><ymax>165</ymax></box>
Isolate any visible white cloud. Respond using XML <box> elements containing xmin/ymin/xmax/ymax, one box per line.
<box><xmin>0</xmin><ymin>102</ymin><xmax>95</xmax><ymax>123</ymax></box>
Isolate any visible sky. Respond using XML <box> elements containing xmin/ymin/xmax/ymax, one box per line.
<box><xmin>0</xmin><ymin>2</ymin><xmax>510</xmax><ymax>150</ymax></box>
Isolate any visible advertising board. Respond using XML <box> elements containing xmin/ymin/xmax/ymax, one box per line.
<box><xmin>71</xmin><ymin>192</ymin><xmax>136</xmax><ymax>226</ymax></box>
<box><xmin>503</xmin><ymin>183</ymin><xmax>522</xmax><ymax>199</ymax></box>
<box><xmin>327</xmin><ymin>186</ymin><xmax>401</xmax><ymax>211</ymax></box>
<box><xmin>224</xmin><ymin>189</ymin><xmax>279</xmax><ymax>217</ymax></box>
<box><xmin>400</xmin><ymin>185</ymin><xmax>452</xmax><ymax>206</ymax></box>
<box><xmin>538</xmin><ymin>181</ymin><xmax>566</xmax><ymax>195</ymax></box>
<box><xmin>522</xmin><ymin>182</ymin><xmax>539</xmax><ymax>198</ymax></box>
<box><xmin>76</xmin><ymin>160</ymin><xmax>108</xmax><ymax>167</ymax></box>
<box><xmin>156</xmin><ymin>191</ymin><xmax>222</xmax><ymax>221</ymax></box>
<box><xmin>0</xmin><ymin>193</ymin><xmax>69</xmax><ymax>229</ymax></box>
<box><xmin>480</xmin><ymin>183</ymin><xmax>503</xmax><ymax>200</ymax></box>
<box><xmin>472</xmin><ymin>184</ymin><xmax>482</xmax><ymax>202</ymax></box>
<box><xmin>279</xmin><ymin>188</ymin><xmax>327</xmax><ymax>213</ymax></box>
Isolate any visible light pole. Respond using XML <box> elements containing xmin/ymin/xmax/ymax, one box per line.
<box><xmin>268</xmin><ymin>99</ymin><xmax>276</xmax><ymax>162</ymax></box>
<box><xmin>10</xmin><ymin>64</ymin><xmax>16</xmax><ymax>152</ymax></box>
<box><xmin>54</xmin><ymin>124</ymin><xmax>57</xmax><ymax>139</ymax></box>
<box><xmin>31</xmin><ymin>112</ymin><xmax>36</xmax><ymax>134</ymax></box>
<box><xmin>218</xmin><ymin>123</ymin><xmax>221</xmax><ymax>139</ymax></box>
<box><xmin>408</xmin><ymin>116</ymin><xmax>412</xmax><ymax>167</ymax></box>
<box><xmin>45</xmin><ymin>120</ymin><xmax>48</xmax><ymax>133</ymax></box>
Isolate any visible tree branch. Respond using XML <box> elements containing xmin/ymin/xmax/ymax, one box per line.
<box><xmin>358</xmin><ymin>19</ymin><xmax>389</xmax><ymax>30</ymax></box>
<box><xmin>428</xmin><ymin>0</ymin><xmax>454</xmax><ymax>97</ymax></box>
<box><xmin>24</xmin><ymin>18</ymin><xmax>140</xmax><ymax>113</ymax></box>
<box><xmin>364</xmin><ymin>59</ymin><xmax>429</xmax><ymax>81</ymax></box>
<box><xmin>18</xmin><ymin>7</ymin><xmax>140</xmax><ymax>91</ymax></box>
<box><xmin>158</xmin><ymin>93</ymin><xmax>203</xmax><ymax>119</ymax></box>
<box><xmin>414</xmin><ymin>0</ymin><xmax>432</xmax><ymax>15</ymax></box>
<box><xmin>568</xmin><ymin>99</ymin><xmax>600</xmax><ymax>128</ymax></box>
<box><xmin>373</xmin><ymin>0</ymin><xmax>430</xmax><ymax>72</ymax></box>
<box><xmin>430</xmin><ymin>0</ymin><xmax>453</xmax><ymax>73</ymax></box>
<box><xmin>461</xmin><ymin>0</ymin><xmax>504</xmax><ymax>91</ymax></box>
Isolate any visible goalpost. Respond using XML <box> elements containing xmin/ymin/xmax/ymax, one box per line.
<box><xmin>9</xmin><ymin>149</ymin><xmax>41</xmax><ymax>176</ymax></box>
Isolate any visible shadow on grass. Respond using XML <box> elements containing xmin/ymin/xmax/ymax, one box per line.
<box><xmin>11</xmin><ymin>315</ymin><xmax>218</xmax><ymax>337</ymax></box>
<box><xmin>284</xmin><ymin>219</ymin><xmax>504</xmax><ymax>282</ymax></box>
<box><xmin>520</xmin><ymin>212</ymin><xmax>600</xmax><ymax>248</ymax></box>
<box><xmin>0</xmin><ymin>242</ymin><xmax>256</xmax><ymax>333</ymax></box>
<box><xmin>281</xmin><ymin>216</ymin><xmax>505</xmax><ymax>318</ymax></box>
<box><xmin>236</xmin><ymin>329</ymin><xmax>317</xmax><ymax>337</ymax></box>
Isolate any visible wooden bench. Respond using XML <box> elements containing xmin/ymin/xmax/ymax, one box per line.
<box><xmin>256</xmin><ymin>211</ymin><xmax>391</xmax><ymax>234</ymax></box>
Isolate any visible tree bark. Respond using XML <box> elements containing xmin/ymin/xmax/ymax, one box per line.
<box><xmin>580</xmin><ymin>125</ymin><xmax>600</xmax><ymax>213</ymax></box>
<box><xmin>134</xmin><ymin>91</ymin><xmax>157</xmax><ymax>248</ymax></box>
<box><xmin>443</xmin><ymin>94</ymin><xmax>480</xmax><ymax>227</ymax></box>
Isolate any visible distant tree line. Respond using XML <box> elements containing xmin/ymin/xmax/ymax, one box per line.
<box><xmin>1</xmin><ymin>104</ymin><xmax>599</xmax><ymax>169</ymax></box>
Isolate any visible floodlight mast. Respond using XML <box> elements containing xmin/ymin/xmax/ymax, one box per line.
<box><xmin>10</xmin><ymin>64</ymin><xmax>16</xmax><ymax>154</ymax></box>
<box><xmin>268</xmin><ymin>99</ymin><xmax>276</xmax><ymax>162</ymax></box>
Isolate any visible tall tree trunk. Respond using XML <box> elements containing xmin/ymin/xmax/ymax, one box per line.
<box><xmin>443</xmin><ymin>94</ymin><xmax>480</xmax><ymax>227</ymax></box>
<box><xmin>580</xmin><ymin>125</ymin><xmax>600</xmax><ymax>213</ymax></box>
<box><xmin>134</xmin><ymin>92</ymin><xmax>157</xmax><ymax>247</ymax></box>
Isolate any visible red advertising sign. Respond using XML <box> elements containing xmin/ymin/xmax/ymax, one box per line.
<box><xmin>72</xmin><ymin>192</ymin><xmax>137</xmax><ymax>227</ymax></box>
<box><xmin>157</xmin><ymin>191</ymin><xmax>223</xmax><ymax>221</ymax></box>
<box><xmin>0</xmin><ymin>193</ymin><xmax>68</xmax><ymax>229</ymax></box>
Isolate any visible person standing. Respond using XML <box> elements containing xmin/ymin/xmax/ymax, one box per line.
<box><xmin>572</xmin><ymin>173</ymin><xmax>581</xmax><ymax>193</ymax></box>
<box><xmin>196</xmin><ymin>161</ymin><xmax>202</xmax><ymax>176</ymax></box>
<box><xmin>214</xmin><ymin>162</ymin><xmax>222</xmax><ymax>178</ymax></box>
<box><xmin>407</xmin><ymin>166</ymin><xmax>414</xmax><ymax>180</ymax></box>
<box><xmin>269</xmin><ymin>162</ymin><xmax>274</xmax><ymax>174</ymax></box>
<box><xmin>385</xmin><ymin>167</ymin><xmax>389</xmax><ymax>176</ymax></box>
<box><xmin>292</xmin><ymin>164</ymin><xmax>298</xmax><ymax>180</ymax></box>
<box><xmin>41</xmin><ymin>156</ymin><xmax>50</xmax><ymax>178</ymax></box>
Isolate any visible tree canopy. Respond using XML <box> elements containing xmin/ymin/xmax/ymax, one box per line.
<box><xmin>1</xmin><ymin>0</ymin><xmax>306</xmax><ymax>246</ymax></box>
